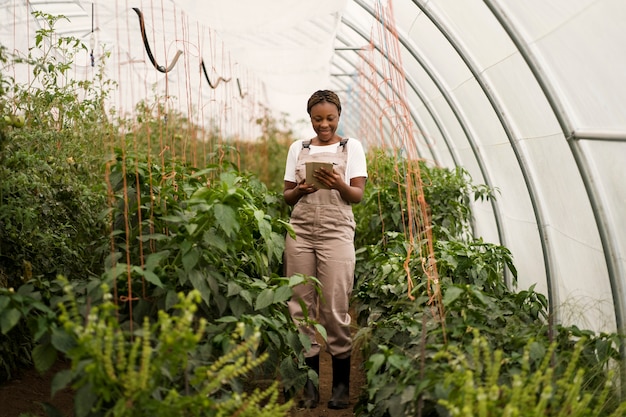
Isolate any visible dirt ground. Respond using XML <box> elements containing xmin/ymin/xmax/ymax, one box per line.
<box><xmin>0</xmin><ymin>359</ymin><xmax>75</xmax><ymax>417</ymax></box>
<box><xmin>290</xmin><ymin>347</ymin><xmax>366</xmax><ymax>417</ymax></box>
<box><xmin>0</xmin><ymin>342</ymin><xmax>365</xmax><ymax>417</ymax></box>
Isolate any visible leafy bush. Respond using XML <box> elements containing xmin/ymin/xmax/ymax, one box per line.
<box><xmin>0</xmin><ymin>284</ymin><xmax>58</xmax><ymax>382</ymax></box>
<box><xmin>82</xmin><ymin>147</ymin><xmax>308</xmax><ymax>395</ymax></box>
<box><xmin>0</xmin><ymin>11</ymin><xmax>111</xmax><ymax>288</ymax></box>
<box><xmin>49</xmin><ymin>281</ymin><xmax>292</xmax><ymax>417</ymax></box>
<box><xmin>352</xmin><ymin>151</ymin><xmax>622</xmax><ymax>416</ymax></box>
<box><xmin>438</xmin><ymin>332</ymin><xmax>626</xmax><ymax>416</ymax></box>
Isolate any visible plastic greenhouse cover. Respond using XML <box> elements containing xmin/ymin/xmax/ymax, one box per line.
<box><xmin>1</xmin><ymin>0</ymin><xmax>625</xmax><ymax>339</ymax></box>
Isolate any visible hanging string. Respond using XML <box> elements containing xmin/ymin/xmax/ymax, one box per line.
<box><xmin>90</xmin><ymin>3</ymin><xmax>95</xmax><ymax>67</ymax></box>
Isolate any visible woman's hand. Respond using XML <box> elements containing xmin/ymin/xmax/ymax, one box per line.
<box><xmin>283</xmin><ymin>180</ymin><xmax>316</xmax><ymax>206</ymax></box>
<box><xmin>313</xmin><ymin>166</ymin><xmax>340</xmax><ymax>189</ymax></box>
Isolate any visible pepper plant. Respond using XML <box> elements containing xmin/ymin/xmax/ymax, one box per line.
<box><xmin>352</xmin><ymin>151</ymin><xmax>622</xmax><ymax>416</ymax></box>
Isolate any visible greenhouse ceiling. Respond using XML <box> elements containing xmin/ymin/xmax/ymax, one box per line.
<box><xmin>2</xmin><ymin>0</ymin><xmax>625</xmax><ymax>337</ymax></box>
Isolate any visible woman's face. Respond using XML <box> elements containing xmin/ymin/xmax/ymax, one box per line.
<box><xmin>310</xmin><ymin>101</ymin><xmax>340</xmax><ymax>143</ymax></box>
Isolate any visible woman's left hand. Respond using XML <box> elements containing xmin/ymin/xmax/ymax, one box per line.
<box><xmin>314</xmin><ymin>167</ymin><xmax>342</xmax><ymax>189</ymax></box>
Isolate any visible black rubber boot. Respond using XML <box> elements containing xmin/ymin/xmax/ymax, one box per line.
<box><xmin>298</xmin><ymin>355</ymin><xmax>320</xmax><ymax>409</ymax></box>
<box><xmin>328</xmin><ymin>355</ymin><xmax>350</xmax><ymax>409</ymax></box>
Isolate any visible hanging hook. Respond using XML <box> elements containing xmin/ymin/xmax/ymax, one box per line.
<box><xmin>200</xmin><ymin>59</ymin><xmax>231</xmax><ymax>89</ymax></box>
<box><xmin>237</xmin><ymin>78</ymin><xmax>247</xmax><ymax>99</ymax></box>
<box><xmin>132</xmin><ymin>7</ymin><xmax>182</xmax><ymax>73</ymax></box>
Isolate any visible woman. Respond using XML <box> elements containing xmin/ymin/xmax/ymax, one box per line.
<box><xmin>283</xmin><ymin>90</ymin><xmax>367</xmax><ymax>409</ymax></box>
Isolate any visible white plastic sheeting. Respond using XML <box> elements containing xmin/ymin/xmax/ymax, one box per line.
<box><xmin>1</xmin><ymin>0</ymin><xmax>625</xmax><ymax>337</ymax></box>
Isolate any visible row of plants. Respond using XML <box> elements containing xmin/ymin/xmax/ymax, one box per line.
<box><xmin>0</xmin><ymin>12</ymin><xmax>308</xmax><ymax>416</ymax></box>
<box><xmin>351</xmin><ymin>150</ymin><xmax>625</xmax><ymax>416</ymax></box>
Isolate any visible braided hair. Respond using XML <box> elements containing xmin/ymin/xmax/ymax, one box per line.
<box><xmin>306</xmin><ymin>90</ymin><xmax>342</xmax><ymax>116</ymax></box>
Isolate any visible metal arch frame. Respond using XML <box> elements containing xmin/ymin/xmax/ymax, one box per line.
<box><xmin>332</xmin><ymin>73</ymin><xmax>393</xmax><ymax>146</ymax></box>
<box><xmin>332</xmin><ymin>35</ymin><xmax>424</xmax><ymax>157</ymax></box>
<box><xmin>338</xmin><ymin>18</ymin><xmax>455</xmax><ymax>166</ymax></box>
<box><xmin>349</xmin><ymin>0</ymin><xmax>508</xmax><ymax>261</ymax></box>
<box><xmin>483</xmin><ymin>0</ymin><xmax>626</xmax><ymax>391</ymax></box>
<box><xmin>333</xmin><ymin>45</ymin><xmax>443</xmax><ymax>165</ymax></box>
<box><xmin>332</xmin><ymin>45</ymin><xmax>440</xmax><ymax>163</ymax></box>
<box><xmin>328</xmin><ymin>59</ymin><xmax>391</xmax><ymax>146</ymax></box>
<box><xmin>329</xmin><ymin>54</ymin><xmax>392</xmax><ymax>145</ymax></box>
<box><xmin>410</xmin><ymin>0</ymin><xmax>558</xmax><ymax>327</ymax></box>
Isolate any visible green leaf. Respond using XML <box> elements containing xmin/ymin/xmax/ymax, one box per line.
<box><xmin>367</xmin><ymin>353</ymin><xmax>386</xmax><ymax>378</ymax></box>
<box><xmin>74</xmin><ymin>383</ymin><xmax>98</xmax><ymax>417</ymax></box>
<box><xmin>216</xmin><ymin>316</ymin><xmax>239</xmax><ymax>323</ymax></box>
<box><xmin>165</xmin><ymin>290</ymin><xmax>179</xmax><ymax>311</ymax></box>
<box><xmin>161</xmin><ymin>215</ymin><xmax>185</xmax><ymax>223</ymax></box>
<box><xmin>105</xmin><ymin>263</ymin><xmax>128</xmax><ymax>282</ymax></box>
<box><xmin>32</xmin><ymin>342</ymin><xmax>57</xmax><ymax>373</ymax></box>
<box><xmin>188</xmin><ymin>270</ymin><xmax>211</xmax><ymax>305</ymax></box>
<box><xmin>51</xmin><ymin>327</ymin><xmax>76</xmax><ymax>353</ymax></box>
<box><xmin>528</xmin><ymin>341</ymin><xmax>546</xmax><ymax>362</ymax></box>
<box><xmin>288</xmin><ymin>274</ymin><xmax>307</xmax><ymax>287</ymax></box>
<box><xmin>51</xmin><ymin>368</ymin><xmax>73</xmax><ymax>398</ymax></box>
<box><xmin>0</xmin><ymin>295</ymin><xmax>10</xmax><ymax>311</ymax></box>
<box><xmin>255</xmin><ymin>288</ymin><xmax>274</xmax><ymax>310</ymax></box>
<box><xmin>314</xmin><ymin>323</ymin><xmax>327</xmax><ymax>342</ymax></box>
<box><xmin>227</xmin><ymin>282</ymin><xmax>242</xmax><ymax>297</ymax></box>
<box><xmin>400</xmin><ymin>385</ymin><xmax>416</xmax><ymax>404</ymax></box>
<box><xmin>204</xmin><ymin>232</ymin><xmax>227</xmax><ymax>252</ymax></box>
<box><xmin>144</xmin><ymin>250</ymin><xmax>170</xmax><ymax>271</ymax></box>
<box><xmin>254</xmin><ymin>209</ymin><xmax>272</xmax><ymax>241</ymax></box>
<box><xmin>0</xmin><ymin>308</ymin><xmax>21</xmax><ymax>334</ymax></box>
<box><xmin>273</xmin><ymin>285</ymin><xmax>292</xmax><ymax>304</ymax></box>
<box><xmin>239</xmin><ymin>289</ymin><xmax>253</xmax><ymax>307</ymax></box>
<box><xmin>137</xmin><ymin>233</ymin><xmax>168</xmax><ymax>242</ymax></box>
<box><xmin>442</xmin><ymin>286</ymin><xmax>464</xmax><ymax>306</ymax></box>
<box><xmin>214</xmin><ymin>203</ymin><xmax>238</xmax><ymax>237</ymax></box>
<box><xmin>278</xmin><ymin>219</ymin><xmax>296</xmax><ymax>239</ymax></box>
<box><xmin>131</xmin><ymin>265</ymin><xmax>164</xmax><ymax>287</ymax></box>
<box><xmin>182</xmin><ymin>247</ymin><xmax>200</xmax><ymax>272</ymax></box>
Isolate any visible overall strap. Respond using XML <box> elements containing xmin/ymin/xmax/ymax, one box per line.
<box><xmin>339</xmin><ymin>138</ymin><xmax>349</xmax><ymax>152</ymax></box>
<box><xmin>301</xmin><ymin>140</ymin><xmax>311</xmax><ymax>155</ymax></box>
<box><xmin>301</xmin><ymin>138</ymin><xmax>348</xmax><ymax>152</ymax></box>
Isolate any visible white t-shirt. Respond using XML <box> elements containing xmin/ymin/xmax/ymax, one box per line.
<box><xmin>283</xmin><ymin>138</ymin><xmax>368</xmax><ymax>183</ymax></box>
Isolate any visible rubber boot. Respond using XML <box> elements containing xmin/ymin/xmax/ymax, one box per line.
<box><xmin>328</xmin><ymin>355</ymin><xmax>350</xmax><ymax>409</ymax></box>
<box><xmin>299</xmin><ymin>355</ymin><xmax>320</xmax><ymax>409</ymax></box>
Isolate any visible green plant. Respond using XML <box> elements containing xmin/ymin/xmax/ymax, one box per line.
<box><xmin>353</xmin><ymin>150</ymin><xmax>497</xmax><ymax>249</ymax></box>
<box><xmin>50</xmin><ymin>281</ymin><xmax>292</xmax><ymax>417</ymax></box>
<box><xmin>97</xmin><ymin>147</ymin><xmax>310</xmax><ymax>395</ymax></box>
<box><xmin>0</xmin><ymin>11</ymin><xmax>113</xmax><ymax>288</ymax></box>
<box><xmin>352</xmin><ymin>148</ymin><xmax>622</xmax><ymax>417</ymax></box>
<box><xmin>0</xmin><ymin>284</ymin><xmax>58</xmax><ymax>382</ymax></box>
<box><xmin>8</xmin><ymin>11</ymin><xmax>113</xmax><ymax>133</ymax></box>
<box><xmin>438</xmin><ymin>331</ymin><xmax>626</xmax><ymax>416</ymax></box>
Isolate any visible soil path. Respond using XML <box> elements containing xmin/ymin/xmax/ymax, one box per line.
<box><xmin>289</xmin><ymin>346</ymin><xmax>366</xmax><ymax>417</ymax></box>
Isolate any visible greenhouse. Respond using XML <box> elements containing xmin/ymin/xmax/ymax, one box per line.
<box><xmin>1</xmin><ymin>0</ymin><xmax>625</xmax><ymax>416</ymax></box>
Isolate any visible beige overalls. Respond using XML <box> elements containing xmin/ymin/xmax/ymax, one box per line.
<box><xmin>285</xmin><ymin>139</ymin><xmax>356</xmax><ymax>360</ymax></box>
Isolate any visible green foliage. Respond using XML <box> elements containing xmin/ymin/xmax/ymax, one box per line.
<box><xmin>95</xmin><ymin>147</ymin><xmax>306</xmax><ymax>394</ymax></box>
<box><xmin>352</xmin><ymin>149</ymin><xmax>623</xmax><ymax>416</ymax></box>
<box><xmin>0</xmin><ymin>141</ymin><xmax>107</xmax><ymax>284</ymax></box>
<box><xmin>436</xmin><ymin>237</ymin><xmax>518</xmax><ymax>297</ymax></box>
<box><xmin>438</xmin><ymin>331</ymin><xmax>626</xmax><ymax>416</ymax></box>
<box><xmin>0</xmin><ymin>10</ymin><xmax>113</xmax><ymax>287</ymax></box>
<box><xmin>236</xmin><ymin>107</ymin><xmax>293</xmax><ymax>194</ymax></box>
<box><xmin>0</xmin><ymin>12</ymin><xmax>113</xmax><ymax>381</ymax></box>
<box><xmin>0</xmin><ymin>284</ymin><xmax>58</xmax><ymax>382</ymax></box>
<box><xmin>51</xmin><ymin>281</ymin><xmax>292</xmax><ymax>417</ymax></box>
<box><xmin>8</xmin><ymin>11</ymin><xmax>113</xmax><ymax>133</ymax></box>
<box><xmin>353</xmin><ymin>149</ymin><xmax>497</xmax><ymax>249</ymax></box>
